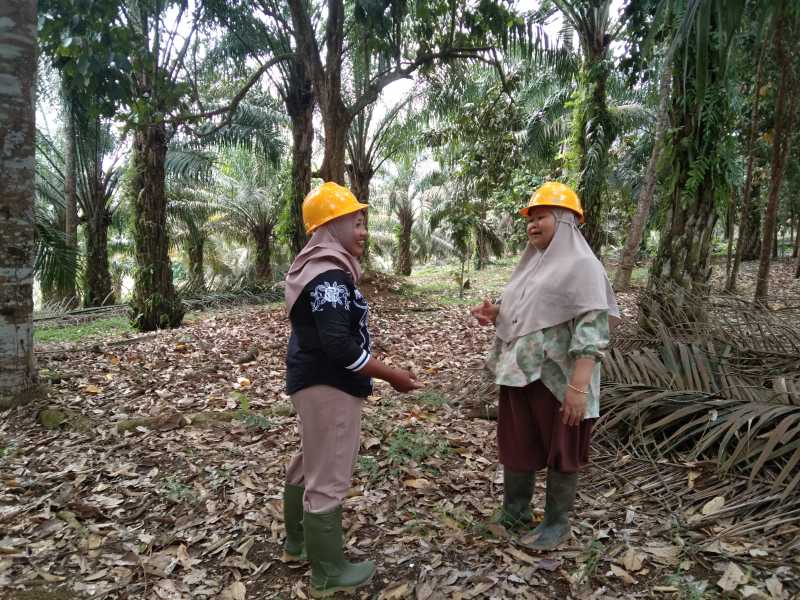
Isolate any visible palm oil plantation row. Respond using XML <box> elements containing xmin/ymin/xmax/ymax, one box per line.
<box><xmin>1</xmin><ymin>0</ymin><xmax>800</xmax><ymax>597</ymax></box>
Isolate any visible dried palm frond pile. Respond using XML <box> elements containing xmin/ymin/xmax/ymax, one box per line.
<box><xmin>601</xmin><ymin>284</ymin><xmax>800</xmax><ymax>547</ymax></box>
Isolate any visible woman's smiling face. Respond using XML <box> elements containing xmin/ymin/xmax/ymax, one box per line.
<box><xmin>346</xmin><ymin>210</ymin><xmax>368</xmax><ymax>258</ymax></box>
<box><xmin>526</xmin><ymin>206</ymin><xmax>556</xmax><ymax>250</ymax></box>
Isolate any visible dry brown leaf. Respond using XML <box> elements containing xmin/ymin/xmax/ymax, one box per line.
<box><xmin>36</xmin><ymin>569</ymin><xmax>66</xmax><ymax>582</ymax></box>
<box><xmin>717</xmin><ymin>562</ymin><xmax>747</xmax><ymax>592</ymax></box>
<box><xmin>741</xmin><ymin>585</ymin><xmax>769</xmax><ymax>599</ymax></box>
<box><xmin>622</xmin><ymin>547</ymin><xmax>644</xmax><ymax>572</ymax></box>
<box><xmin>766</xmin><ymin>575</ymin><xmax>785</xmax><ymax>599</ymax></box>
<box><xmin>379</xmin><ymin>581</ymin><xmax>412</xmax><ymax>599</ymax></box>
<box><xmin>239</xmin><ymin>472</ymin><xmax>257</xmax><ymax>490</ymax></box>
<box><xmin>701</xmin><ymin>496</ymin><xmax>726</xmax><ymax>516</ymax></box>
<box><xmin>642</xmin><ymin>544</ymin><xmax>681</xmax><ymax>565</ymax></box>
<box><xmin>220</xmin><ymin>580</ymin><xmax>247</xmax><ymax>600</ymax></box>
<box><xmin>403</xmin><ymin>478</ymin><xmax>432</xmax><ymax>489</ymax></box>
<box><xmin>505</xmin><ymin>547</ymin><xmax>537</xmax><ymax>566</ymax></box>
<box><xmin>609</xmin><ymin>564</ymin><xmax>636</xmax><ymax>585</ymax></box>
<box><xmin>84</xmin><ymin>568</ymin><xmax>108</xmax><ymax>581</ymax></box>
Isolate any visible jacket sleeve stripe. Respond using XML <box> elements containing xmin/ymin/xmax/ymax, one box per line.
<box><xmin>346</xmin><ymin>350</ymin><xmax>370</xmax><ymax>372</ymax></box>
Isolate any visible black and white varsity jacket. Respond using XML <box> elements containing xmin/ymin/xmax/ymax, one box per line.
<box><xmin>286</xmin><ymin>269</ymin><xmax>372</xmax><ymax>397</ymax></box>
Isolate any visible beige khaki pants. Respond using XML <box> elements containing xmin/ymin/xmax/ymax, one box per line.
<box><xmin>285</xmin><ymin>385</ymin><xmax>363</xmax><ymax>513</ymax></box>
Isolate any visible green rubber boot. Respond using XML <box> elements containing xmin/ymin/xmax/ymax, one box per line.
<box><xmin>304</xmin><ymin>507</ymin><xmax>375</xmax><ymax>598</ymax></box>
<box><xmin>492</xmin><ymin>469</ymin><xmax>535</xmax><ymax>530</ymax></box>
<box><xmin>521</xmin><ymin>470</ymin><xmax>577</xmax><ymax>551</ymax></box>
<box><xmin>282</xmin><ymin>484</ymin><xmax>307</xmax><ymax>562</ymax></box>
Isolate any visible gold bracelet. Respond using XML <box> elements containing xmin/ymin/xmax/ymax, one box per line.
<box><xmin>567</xmin><ymin>383</ymin><xmax>589</xmax><ymax>395</ymax></box>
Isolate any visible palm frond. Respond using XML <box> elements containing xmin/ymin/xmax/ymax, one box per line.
<box><xmin>601</xmin><ymin>289</ymin><xmax>800</xmax><ymax>508</ymax></box>
<box><xmin>166</xmin><ymin>146</ymin><xmax>216</xmax><ymax>182</ymax></box>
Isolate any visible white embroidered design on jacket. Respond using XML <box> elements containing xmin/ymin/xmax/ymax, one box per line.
<box><xmin>310</xmin><ymin>281</ymin><xmax>350</xmax><ymax>312</ymax></box>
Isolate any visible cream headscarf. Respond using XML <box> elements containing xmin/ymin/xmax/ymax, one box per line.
<box><xmin>284</xmin><ymin>211</ymin><xmax>364</xmax><ymax>315</ymax></box>
<box><xmin>495</xmin><ymin>208</ymin><xmax>620</xmax><ymax>343</ymax></box>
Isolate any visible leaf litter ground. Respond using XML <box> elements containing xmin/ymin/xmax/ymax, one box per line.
<box><xmin>2</xmin><ymin>259</ymin><xmax>800</xmax><ymax>599</ymax></box>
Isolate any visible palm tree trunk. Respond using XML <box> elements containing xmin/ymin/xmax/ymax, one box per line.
<box><xmin>755</xmin><ymin>0</ymin><xmax>798</xmax><ymax>301</ymax></box>
<box><xmin>741</xmin><ymin>193</ymin><xmax>763</xmax><ymax>260</ymax></box>
<box><xmin>724</xmin><ymin>191</ymin><xmax>737</xmax><ymax>285</ymax></box>
<box><xmin>187</xmin><ymin>239</ymin><xmax>206</xmax><ymax>293</ymax></box>
<box><xmin>573</xmin><ymin>44</ymin><xmax>613</xmax><ymax>254</ymax></box>
<box><xmin>395</xmin><ymin>208</ymin><xmax>413</xmax><ymax>276</ymax></box>
<box><xmin>0</xmin><ymin>0</ymin><xmax>37</xmax><ymax>402</ymax></box>
<box><xmin>84</xmin><ymin>206</ymin><xmax>114</xmax><ymax>307</ymax></box>
<box><xmin>772</xmin><ymin>226</ymin><xmax>779</xmax><ymax>259</ymax></box>
<box><xmin>474</xmin><ymin>228</ymin><xmax>489</xmax><ymax>271</ymax></box>
<box><xmin>727</xmin><ymin>32</ymin><xmax>768</xmax><ymax>292</ymax></box>
<box><xmin>61</xmin><ymin>86</ymin><xmax>78</xmax><ymax>308</ymax></box>
<box><xmin>319</xmin><ymin>102</ymin><xmax>351</xmax><ymax>184</ymax></box>
<box><xmin>254</xmin><ymin>226</ymin><xmax>273</xmax><ymax>283</ymax></box>
<box><xmin>348</xmin><ymin>166</ymin><xmax>372</xmax><ymax>205</ymax></box>
<box><xmin>614</xmin><ymin>53</ymin><xmax>673</xmax><ymax>291</ymax></box>
<box><xmin>130</xmin><ymin>122</ymin><xmax>184</xmax><ymax>331</ymax></box>
<box><xmin>347</xmin><ymin>164</ymin><xmax>374</xmax><ymax>264</ymax></box>
<box><xmin>287</xmin><ymin>65</ymin><xmax>314</xmax><ymax>256</ymax></box>
<box><xmin>641</xmin><ymin>72</ymin><xmax>720</xmax><ymax>327</ymax></box>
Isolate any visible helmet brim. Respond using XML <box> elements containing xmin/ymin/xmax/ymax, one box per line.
<box><xmin>306</xmin><ymin>202</ymin><xmax>369</xmax><ymax>234</ymax></box>
<box><xmin>519</xmin><ymin>205</ymin><xmax>584</xmax><ymax>224</ymax></box>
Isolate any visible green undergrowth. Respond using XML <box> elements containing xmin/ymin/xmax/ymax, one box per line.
<box><xmin>405</xmin><ymin>258</ymin><xmax>517</xmax><ymax>304</ymax></box>
<box><xmin>34</xmin><ymin>316</ymin><xmax>132</xmax><ymax>343</ymax></box>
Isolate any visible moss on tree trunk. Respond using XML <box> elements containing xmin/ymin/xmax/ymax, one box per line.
<box><xmin>130</xmin><ymin>122</ymin><xmax>184</xmax><ymax>331</ymax></box>
<box><xmin>84</xmin><ymin>207</ymin><xmax>114</xmax><ymax>307</ymax></box>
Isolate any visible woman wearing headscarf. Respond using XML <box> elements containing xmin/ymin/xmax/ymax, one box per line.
<box><xmin>471</xmin><ymin>181</ymin><xmax>619</xmax><ymax>551</ymax></box>
<box><xmin>282</xmin><ymin>182</ymin><xmax>420</xmax><ymax>597</ymax></box>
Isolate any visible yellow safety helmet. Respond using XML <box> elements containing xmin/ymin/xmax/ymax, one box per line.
<box><xmin>519</xmin><ymin>181</ymin><xmax>584</xmax><ymax>223</ymax></box>
<box><xmin>302</xmin><ymin>182</ymin><xmax>369</xmax><ymax>234</ymax></box>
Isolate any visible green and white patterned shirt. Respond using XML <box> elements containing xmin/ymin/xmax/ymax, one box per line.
<box><xmin>486</xmin><ymin>310</ymin><xmax>610</xmax><ymax>419</ymax></box>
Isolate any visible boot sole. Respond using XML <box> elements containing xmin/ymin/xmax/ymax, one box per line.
<box><xmin>309</xmin><ymin>570</ymin><xmax>375</xmax><ymax>598</ymax></box>
<box><xmin>281</xmin><ymin>550</ymin><xmax>307</xmax><ymax>563</ymax></box>
<box><xmin>519</xmin><ymin>531</ymin><xmax>570</xmax><ymax>552</ymax></box>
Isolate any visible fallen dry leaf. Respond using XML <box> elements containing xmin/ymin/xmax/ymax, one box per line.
<box><xmin>701</xmin><ymin>495</ymin><xmax>726</xmax><ymax>516</ymax></box>
<box><xmin>622</xmin><ymin>547</ymin><xmax>645</xmax><ymax>572</ymax></box>
<box><xmin>717</xmin><ymin>562</ymin><xmax>748</xmax><ymax>592</ymax></box>
<box><xmin>220</xmin><ymin>580</ymin><xmax>246</xmax><ymax>600</ymax></box>
<box><xmin>609</xmin><ymin>564</ymin><xmax>636</xmax><ymax>585</ymax></box>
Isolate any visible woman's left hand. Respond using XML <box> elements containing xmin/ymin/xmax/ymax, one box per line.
<box><xmin>561</xmin><ymin>385</ymin><xmax>587</xmax><ymax>427</ymax></box>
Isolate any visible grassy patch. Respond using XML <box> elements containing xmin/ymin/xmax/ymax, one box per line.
<box><xmin>232</xmin><ymin>392</ymin><xmax>275</xmax><ymax>431</ymax></box>
<box><xmin>356</xmin><ymin>455</ymin><xmax>381</xmax><ymax>484</ymax></box>
<box><xmin>162</xmin><ymin>477</ymin><xmax>200</xmax><ymax>504</ymax></box>
<box><xmin>386</xmin><ymin>427</ymin><xmax>450</xmax><ymax>470</ymax></box>
<box><xmin>665</xmin><ymin>574</ymin><xmax>710</xmax><ymax>600</ymax></box>
<box><xmin>415</xmin><ymin>390</ymin><xmax>448</xmax><ymax>408</ymax></box>
<box><xmin>34</xmin><ymin>316</ymin><xmax>131</xmax><ymax>343</ymax></box>
<box><xmin>407</xmin><ymin>259</ymin><xmax>516</xmax><ymax>304</ymax></box>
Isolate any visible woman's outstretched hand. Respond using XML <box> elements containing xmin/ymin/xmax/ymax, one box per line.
<box><xmin>389</xmin><ymin>368</ymin><xmax>423</xmax><ymax>393</ymax></box>
<box><xmin>470</xmin><ymin>298</ymin><xmax>500</xmax><ymax>326</ymax></box>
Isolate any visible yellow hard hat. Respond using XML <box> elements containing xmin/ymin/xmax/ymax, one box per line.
<box><xmin>519</xmin><ymin>181</ymin><xmax>584</xmax><ymax>223</ymax></box>
<box><xmin>302</xmin><ymin>182</ymin><xmax>369</xmax><ymax>234</ymax></box>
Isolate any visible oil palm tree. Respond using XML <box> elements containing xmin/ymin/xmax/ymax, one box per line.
<box><xmin>35</xmin><ymin>117</ymin><xmax>123</xmax><ymax>307</ymax></box>
<box><xmin>642</xmin><ymin>0</ymin><xmax>748</xmax><ymax>325</ymax></box>
<box><xmin>552</xmin><ymin>0</ymin><xmax>626</xmax><ymax>252</ymax></box>
<box><xmin>214</xmin><ymin>146</ymin><xmax>288</xmax><ymax>285</ymax></box>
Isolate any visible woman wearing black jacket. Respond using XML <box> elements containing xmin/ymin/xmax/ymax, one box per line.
<box><xmin>282</xmin><ymin>182</ymin><xmax>420</xmax><ymax>597</ymax></box>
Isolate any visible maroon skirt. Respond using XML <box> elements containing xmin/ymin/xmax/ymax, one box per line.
<box><xmin>497</xmin><ymin>380</ymin><xmax>594</xmax><ymax>473</ymax></box>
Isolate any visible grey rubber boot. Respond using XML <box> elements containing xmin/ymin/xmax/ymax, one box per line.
<box><xmin>493</xmin><ymin>468</ymin><xmax>535</xmax><ymax>530</ymax></box>
<box><xmin>521</xmin><ymin>469</ymin><xmax>577</xmax><ymax>551</ymax></box>
<box><xmin>304</xmin><ymin>506</ymin><xmax>375</xmax><ymax>598</ymax></box>
<box><xmin>281</xmin><ymin>484</ymin><xmax>307</xmax><ymax>562</ymax></box>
